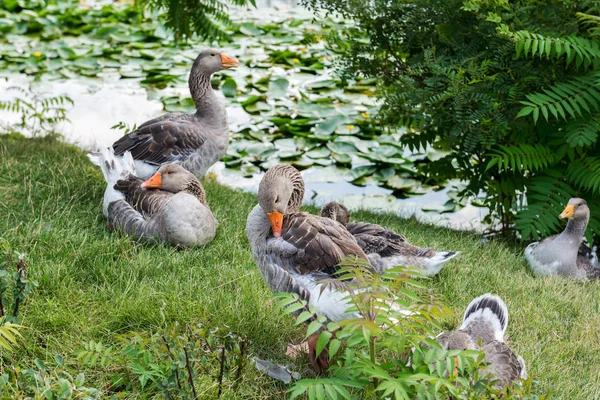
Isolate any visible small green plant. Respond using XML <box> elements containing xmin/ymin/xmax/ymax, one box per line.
<box><xmin>0</xmin><ymin>86</ymin><xmax>73</xmax><ymax>138</ymax></box>
<box><xmin>275</xmin><ymin>257</ymin><xmax>547</xmax><ymax>399</ymax></box>
<box><xmin>75</xmin><ymin>323</ymin><xmax>248</xmax><ymax>398</ymax></box>
<box><xmin>0</xmin><ymin>240</ymin><xmax>37</xmax><ymax>352</ymax></box>
<box><xmin>0</xmin><ymin>355</ymin><xmax>102</xmax><ymax>399</ymax></box>
<box><xmin>110</xmin><ymin>121</ymin><xmax>137</xmax><ymax>136</ymax></box>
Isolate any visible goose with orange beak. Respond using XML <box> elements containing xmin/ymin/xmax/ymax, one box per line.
<box><xmin>89</xmin><ymin>48</ymin><xmax>239</xmax><ymax>180</ymax></box>
<box><xmin>525</xmin><ymin>197</ymin><xmax>599</xmax><ymax>279</ymax></box>
<box><xmin>98</xmin><ymin>147</ymin><xmax>217</xmax><ymax>247</ymax></box>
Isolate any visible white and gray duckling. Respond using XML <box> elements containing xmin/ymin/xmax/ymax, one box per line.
<box><xmin>99</xmin><ymin>147</ymin><xmax>217</xmax><ymax>247</ymax></box>
<box><xmin>320</xmin><ymin>201</ymin><xmax>458</xmax><ymax>276</ymax></box>
<box><xmin>525</xmin><ymin>198</ymin><xmax>599</xmax><ymax>279</ymax></box>
<box><xmin>437</xmin><ymin>294</ymin><xmax>527</xmax><ymax>389</ymax></box>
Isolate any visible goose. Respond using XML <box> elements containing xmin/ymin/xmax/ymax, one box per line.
<box><xmin>90</xmin><ymin>48</ymin><xmax>238</xmax><ymax>179</ymax></box>
<box><xmin>437</xmin><ymin>293</ymin><xmax>527</xmax><ymax>389</ymax></box>
<box><xmin>246</xmin><ymin>165</ymin><xmax>376</xmax><ymax>371</ymax></box>
<box><xmin>247</xmin><ymin>165</ymin><xmax>419</xmax><ymax>371</ymax></box>
<box><xmin>99</xmin><ymin>147</ymin><xmax>217</xmax><ymax>247</ymax></box>
<box><xmin>320</xmin><ymin>201</ymin><xmax>458</xmax><ymax>276</ymax></box>
<box><xmin>525</xmin><ymin>198</ymin><xmax>599</xmax><ymax>279</ymax></box>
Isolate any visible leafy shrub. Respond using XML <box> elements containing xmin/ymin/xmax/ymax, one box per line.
<box><xmin>0</xmin><ymin>323</ymin><xmax>247</xmax><ymax>398</ymax></box>
<box><xmin>75</xmin><ymin>323</ymin><xmax>248</xmax><ymax>398</ymax></box>
<box><xmin>0</xmin><ymin>356</ymin><xmax>102</xmax><ymax>399</ymax></box>
<box><xmin>276</xmin><ymin>258</ymin><xmax>546</xmax><ymax>399</ymax></box>
<box><xmin>303</xmin><ymin>0</ymin><xmax>600</xmax><ymax>243</ymax></box>
<box><xmin>0</xmin><ymin>240</ymin><xmax>37</xmax><ymax>351</ymax></box>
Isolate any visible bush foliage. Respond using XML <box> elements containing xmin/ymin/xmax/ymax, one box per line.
<box><xmin>276</xmin><ymin>259</ymin><xmax>546</xmax><ymax>399</ymax></box>
<box><xmin>303</xmin><ymin>0</ymin><xmax>600</xmax><ymax>243</ymax></box>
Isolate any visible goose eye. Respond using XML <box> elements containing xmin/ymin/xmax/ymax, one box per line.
<box><xmin>210</xmin><ymin>53</ymin><xmax>216</xmax><ymax>57</ymax></box>
<box><xmin>275</xmin><ymin>196</ymin><xmax>280</xmax><ymax>203</ymax></box>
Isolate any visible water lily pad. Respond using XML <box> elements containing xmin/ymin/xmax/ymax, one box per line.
<box><xmin>314</xmin><ymin>115</ymin><xmax>347</xmax><ymax>138</ymax></box>
<box><xmin>73</xmin><ymin>57</ymin><xmax>99</xmax><ymax>70</ymax></box>
<box><xmin>386</xmin><ymin>176</ymin><xmax>419</xmax><ymax>190</ymax></box>
<box><xmin>56</xmin><ymin>47</ymin><xmax>76</xmax><ymax>60</ymax></box>
<box><xmin>221</xmin><ymin>77</ymin><xmax>237</xmax><ymax>98</ymax></box>
<box><xmin>268</xmin><ymin>77</ymin><xmax>289</xmax><ymax>99</ymax></box>
<box><xmin>306</xmin><ymin>147</ymin><xmax>330</xmax><ymax>159</ymax></box>
<box><xmin>346</xmin><ymin>165</ymin><xmax>377</xmax><ymax>182</ymax></box>
<box><xmin>326</xmin><ymin>141</ymin><xmax>358</xmax><ymax>155</ymax></box>
<box><xmin>239</xmin><ymin>22</ymin><xmax>264</xmax><ymax>36</ymax></box>
<box><xmin>331</xmin><ymin>152</ymin><xmax>352</xmax><ymax>164</ymax></box>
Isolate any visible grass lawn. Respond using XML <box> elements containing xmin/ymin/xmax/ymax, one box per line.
<box><xmin>0</xmin><ymin>136</ymin><xmax>599</xmax><ymax>398</ymax></box>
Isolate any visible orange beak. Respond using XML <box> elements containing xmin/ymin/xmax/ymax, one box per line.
<box><xmin>221</xmin><ymin>53</ymin><xmax>239</xmax><ymax>69</ymax></box>
<box><xmin>266</xmin><ymin>211</ymin><xmax>284</xmax><ymax>238</ymax></box>
<box><xmin>142</xmin><ymin>172</ymin><xmax>162</xmax><ymax>189</ymax></box>
<box><xmin>559</xmin><ymin>204</ymin><xmax>575</xmax><ymax>219</ymax></box>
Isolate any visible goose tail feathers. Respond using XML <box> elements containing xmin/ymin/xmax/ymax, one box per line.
<box><xmin>98</xmin><ymin>147</ymin><xmax>137</xmax><ymax>217</ymax></box>
<box><xmin>460</xmin><ymin>293</ymin><xmax>508</xmax><ymax>341</ymax></box>
<box><xmin>98</xmin><ymin>147</ymin><xmax>136</xmax><ymax>185</ymax></box>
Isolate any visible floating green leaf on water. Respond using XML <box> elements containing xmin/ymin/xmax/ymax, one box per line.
<box><xmin>267</xmin><ymin>77</ymin><xmax>289</xmax><ymax>99</ymax></box>
<box><xmin>238</xmin><ymin>22</ymin><xmax>264</xmax><ymax>36</ymax></box>
<box><xmin>221</xmin><ymin>77</ymin><xmax>237</xmax><ymax>98</ymax></box>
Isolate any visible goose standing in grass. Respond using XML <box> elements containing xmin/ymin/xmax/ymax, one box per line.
<box><xmin>525</xmin><ymin>198</ymin><xmax>599</xmax><ymax>279</ymax></box>
<box><xmin>99</xmin><ymin>147</ymin><xmax>217</xmax><ymax>247</ymax></box>
<box><xmin>320</xmin><ymin>201</ymin><xmax>458</xmax><ymax>276</ymax></box>
<box><xmin>437</xmin><ymin>294</ymin><xmax>527</xmax><ymax>389</ymax></box>
<box><xmin>90</xmin><ymin>48</ymin><xmax>238</xmax><ymax>179</ymax></box>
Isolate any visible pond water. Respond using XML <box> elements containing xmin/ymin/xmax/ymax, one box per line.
<box><xmin>0</xmin><ymin>1</ymin><xmax>488</xmax><ymax>232</ymax></box>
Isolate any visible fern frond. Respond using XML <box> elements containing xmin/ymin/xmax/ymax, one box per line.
<box><xmin>486</xmin><ymin>144</ymin><xmax>557</xmax><ymax>173</ymax></box>
<box><xmin>518</xmin><ymin>74</ymin><xmax>600</xmax><ymax>123</ymax></box>
<box><xmin>564</xmin><ymin>116</ymin><xmax>600</xmax><ymax>147</ymax></box>
<box><xmin>515</xmin><ymin>174</ymin><xmax>577</xmax><ymax>240</ymax></box>
<box><xmin>566</xmin><ymin>157</ymin><xmax>600</xmax><ymax>194</ymax></box>
<box><xmin>509</xmin><ymin>31</ymin><xmax>600</xmax><ymax>69</ymax></box>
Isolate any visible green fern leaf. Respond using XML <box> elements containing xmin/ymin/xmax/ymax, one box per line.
<box><xmin>566</xmin><ymin>157</ymin><xmax>600</xmax><ymax>194</ymax></box>
<box><xmin>564</xmin><ymin>117</ymin><xmax>600</xmax><ymax>147</ymax></box>
<box><xmin>515</xmin><ymin>175</ymin><xmax>577</xmax><ymax>240</ymax></box>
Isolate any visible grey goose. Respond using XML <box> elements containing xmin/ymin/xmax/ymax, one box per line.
<box><xmin>91</xmin><ymin>48</ymin><xmax>238</xmax><ymax>179</ymax></box>
<box><xmin>320</xmin><ymin>201</ymin><xmax>458</xmax><ymax>276</ymax></box>
<box><xmin>437</xmin><ymin>293</ymin><xmax>527</xmax><ymax>389</ymax></box>
<box><xmin>99</xmin><ymin>147</ymin><xmax>217</xmax><ymax>247</ymax></box>
<box><xmin>525</xmin><ymin>198</ymin><xmax>599</xmax><ymax>279</ymax></box>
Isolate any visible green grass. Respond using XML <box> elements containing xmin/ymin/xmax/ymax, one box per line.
<box><xmin>0</xmin><ymin>136</ymin><xmax>599</xmax><ymax>398</ymax></box>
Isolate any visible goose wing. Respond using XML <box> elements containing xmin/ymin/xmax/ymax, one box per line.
<box><xmin>112</xmin><ymin>113</ymin><xmax>208</xmax><ymax>165</ymax></box>
<box><xmin>266</xmin><ymin>213</ymin><xmax>368</xmax><ymax>276</ymax></box>
<box><xmin>113</xmin><ymin>175</ymin><xmax>173</xmax><ymax>216</ymax></box>
<box><xmin>347</xmin><ymin>222</ymin><xmax>433</xmax><ymax>258</ymax></box>
<box><xmin>482</xmin><ymin>341</ymin><xmax>524</xmax><ymax>387</ymax></box>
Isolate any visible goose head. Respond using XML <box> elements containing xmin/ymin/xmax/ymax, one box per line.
<box><xmin>320</xmin><ymin>201</ymin><xmax>350</xmax><ymax>227</ymax></box>
<box><xmin>191</xmin><ymin>48</ymin><xmax>238</xmax><ymax>77</ymax></box>
<box><xmin>559</xmin><ymin>197</ymin><xmax>589</xmax><ymax>222</ymax></box>
<box><xmin>142</xmin><ymin>164</ymin><xmax>200</xmax><ymax>193</ymax></box>
<box><xmin>257</xmin><ymin>165</ymin><xmax>305</xmax><ymax>238</ymax></box>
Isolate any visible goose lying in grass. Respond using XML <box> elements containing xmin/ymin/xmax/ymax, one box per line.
<box><xmin>321</xmin><ymin>201</ymin><xmax>458</xmax><ymax>276</ymax></box>
<box><xmin>437</xmin><ymin>293</ymin><xmax>527</xmax><ymax>388</ymax></box>
<box><xmin>99</xmin><ymin>147</ymin><xmax>217</xmax><ymax>247</ymax></box>
<box><xmin>90</xmin><ymin>48</ymin><xmax>238</xmax><ymax>179</ymax></box>
<box><xmin>525</xmin><ymin>198</ymin><xmax>599</xmax><ymax>279</ymax></box>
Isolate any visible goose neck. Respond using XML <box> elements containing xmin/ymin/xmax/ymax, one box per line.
<box><xmin>183</xmin><ymin>180</ymin><xmax>208</xmax><ymax>206</ymax></box>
